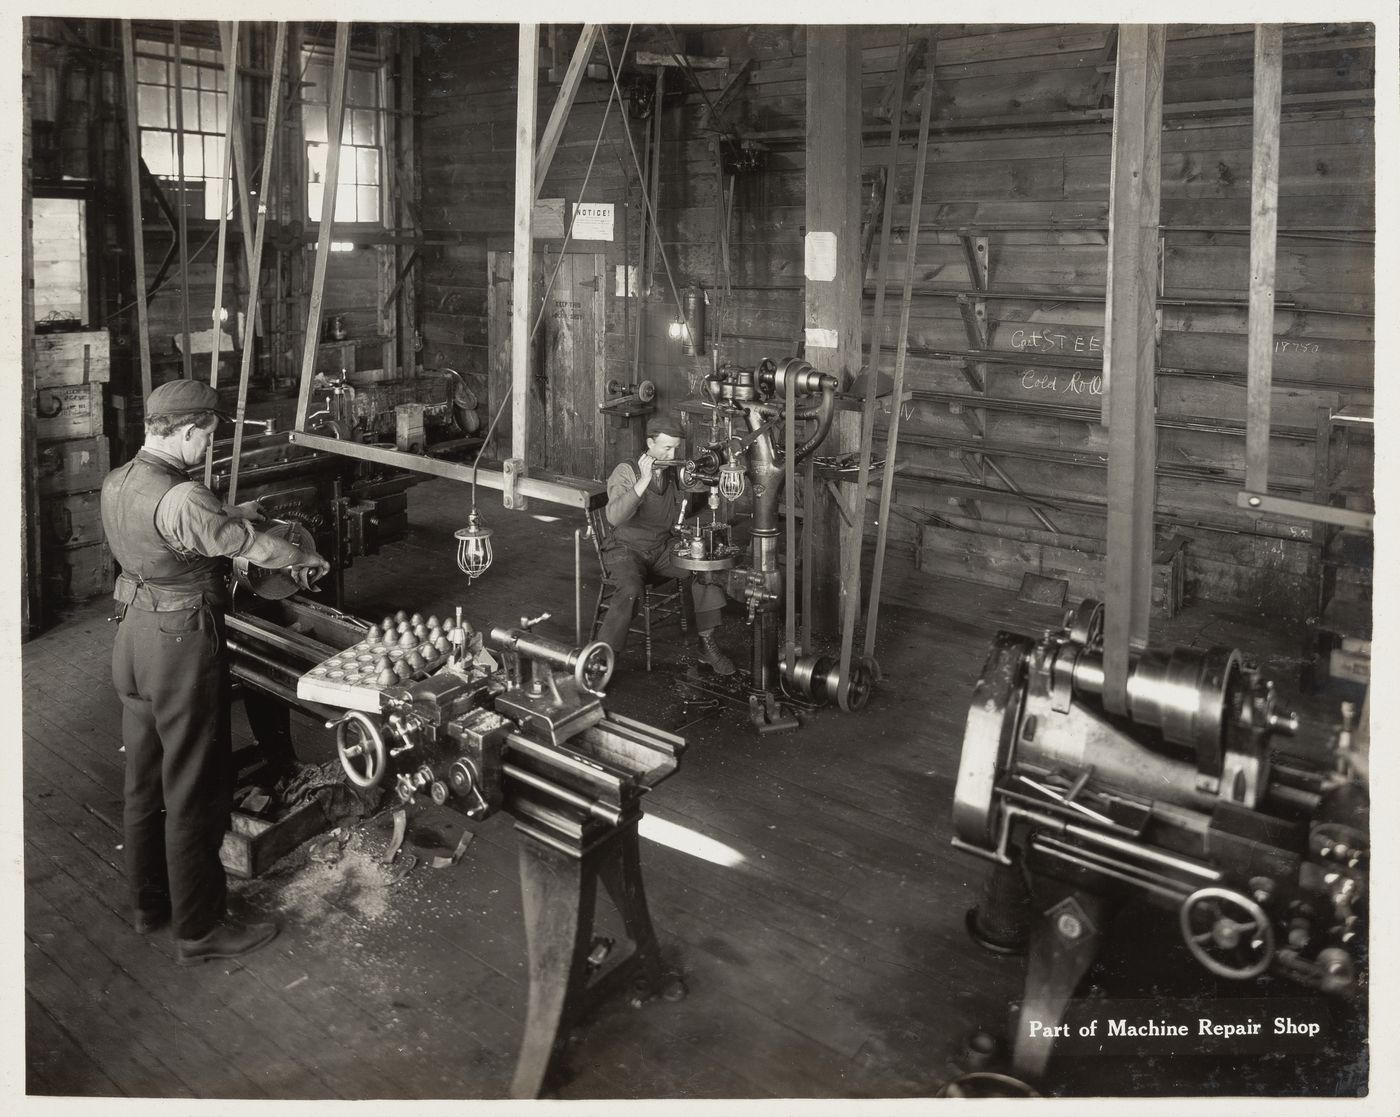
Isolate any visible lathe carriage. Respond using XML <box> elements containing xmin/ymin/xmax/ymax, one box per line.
<box><xmin>226</xmin><ymin>592</ymin><xmax>686</xmax><ymax>1098</ymax></box>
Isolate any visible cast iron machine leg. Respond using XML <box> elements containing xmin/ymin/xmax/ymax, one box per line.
<box><xmin>509</xmin><ymin>811</ymin><xmax>684</xmax><ymax>1099</ymax></box>
<box><xmin>1012</xmin><ymin>891</ymin><xmax>1107</xmax><ymax>1080</ymax></box>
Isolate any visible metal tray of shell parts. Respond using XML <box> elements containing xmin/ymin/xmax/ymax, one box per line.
<box><xmin>296</xmin><ymin>610</ymin><xmax>452</xmax><ymax>712</ymax></box>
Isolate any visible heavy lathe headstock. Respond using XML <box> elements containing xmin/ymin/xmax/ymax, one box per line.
<box><xmin>951</xmin><ymin>599</ymin><xmax>1367</xmax><ymax>1077</ymax></box>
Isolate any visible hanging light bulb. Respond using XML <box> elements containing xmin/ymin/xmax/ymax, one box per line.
<box><xmin>455</xmin><ymin>510</ymin><xmax>494</xmax><ymax>580</ymax></box>
<box><xmin>718</xmin><ymin>459</ymin><xmax>746</xmax><ymax>501</ymax></box>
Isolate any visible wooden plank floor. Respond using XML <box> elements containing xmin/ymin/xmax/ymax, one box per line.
<box><xmin>22</xmin><ymin>477</ymin><xmax>1335</xmax><ymax>1100</ymax></box>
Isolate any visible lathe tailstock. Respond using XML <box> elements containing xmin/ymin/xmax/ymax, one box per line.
<box><xmin>951</xmin><ymin>599</ymin><xmax>1368</xmax><ymax>1081</ymax></box>
<box><xmin>226</xmin><ymin>596</ymin><xmax>687</xmax><ymax>1098</ymax></box>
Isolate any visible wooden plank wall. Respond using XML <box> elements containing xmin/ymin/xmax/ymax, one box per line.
<box><xmin>415</xmin><ymin>23</ymin><xmax>1374</xmax><ymax>615</ymax></box>
<box><xmin>417</xmin><ymin>24</ymin><xmax>705</xmax><ymax>471</ymax></box>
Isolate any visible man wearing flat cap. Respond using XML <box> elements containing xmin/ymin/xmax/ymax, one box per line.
<box><xmin>598</xmin><ymin>413</ymin><xmax>736</xmax><ymax>675</ymax></box>
<box><xmin>100</xmin><ymin>380</ymin><xmax>330</xmax><ymax>966</ymax></box>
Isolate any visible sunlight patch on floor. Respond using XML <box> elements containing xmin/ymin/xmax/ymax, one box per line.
<box><xmin>639</xmin><ymin>813</ymin><xmax>747</xmax><ymax>867</ymax></box>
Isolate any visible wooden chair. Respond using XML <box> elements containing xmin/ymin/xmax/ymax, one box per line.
<box><xmin>585</xmin><ymin>506</ymin><xmax>688</xmax><ymax>671</ymax></box>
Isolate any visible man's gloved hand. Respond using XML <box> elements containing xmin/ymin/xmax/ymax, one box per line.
<box><xmin>290</xmin><ymin>555</ymin><xmax>331</xmax><ymax>592</ymax></box>
<box><xmin>230</xmin><ymin>499</ymin><xmax>267</xmax><ymax>524</ymax></box>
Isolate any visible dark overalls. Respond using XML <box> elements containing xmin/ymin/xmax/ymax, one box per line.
<box><xmin>101</xmin><ymin>451</ymin><xmax>233</xmax><ymax>939</ymax></box>
<box><xmin>596</xmin><ymin>468</ymin><xmax>725</xmax><ymax>654</ymax></box>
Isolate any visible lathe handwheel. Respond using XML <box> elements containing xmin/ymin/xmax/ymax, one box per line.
<box><xmin>335</xmin><ymin>710</ymin><xmax>388</xmax><ymax>790</ymax></box>
<box><xmin>575</xmin><ymin>640</ymin><xmax>615</xmax><ymax>696</ymax></box>
<box><xmin>1179</xmin><ymin>887</ymin><xmax>1275</xmax><ymax>980</ymax></box>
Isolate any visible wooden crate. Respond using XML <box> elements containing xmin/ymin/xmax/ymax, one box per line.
<box><xmin>33</xmin><ymin>329</ymin><xmax>111</xmax><ymax>388</ymax></box>
<box><xmin>42</xmin><ymin>540</ymin><xmax>112</xmax><ymax>604</ymax></box>
<box><xmin>395</xmin><ymin>403</ymin><xmax>426</xmax><ymax>452</ymax></box>
<box><xmin>219</xmin><ymin>799</ymin><xmax>330</xmax><ymax>879</ymax></box>
<box><xmin>37</xmin><ymin>382</ymin><xmax>104</xmax><ymax>440</ymax></box>
<box><xmin>41</xmin><ymin>490</ymin><xmax>104</xmax><ymax>548</ymax></box>
<box><xmin>37</xmin><ymin>436</ymin><xmax>110</xmax><ymax>496</ymax></box>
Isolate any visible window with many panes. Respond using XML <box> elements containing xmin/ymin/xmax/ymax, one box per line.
<box><xmin>135</xmin><ymin>38</ymin><xmax>230</xmax><ymax>220</ymax></box>
<box><xmin>301</xmin><ymin>51</ymin><xmax>383</xmax><ymax>224</ymax></box>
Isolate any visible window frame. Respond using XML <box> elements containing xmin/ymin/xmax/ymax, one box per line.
<box><xmin>299</xmin><ymin>45</ymin><xmax>387</xmax><ymax>229</ymax></box>
<box><xmin>132</xmin><ymin>35</ymin><xmax>233</xmax><ymax>222</ymax></box>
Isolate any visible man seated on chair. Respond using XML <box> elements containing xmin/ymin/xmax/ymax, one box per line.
<box><xmin>598</xmin><ymin>414</ymin><xmax>736</xmax><ymax>675</ymax></box>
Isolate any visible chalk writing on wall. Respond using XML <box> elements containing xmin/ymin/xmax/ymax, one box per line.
<box><xmin>1010</xmin><ymin>329</ymin><xmax>1103</xmax><ymax>355</ymax></box>
<box><xmin>1020</xmin><ymin>369</ymin><xmax>1105</xmax><ymax>396</ymax></box>
<box><xmin>1009</xmin><ymin>332</ymin><xmax>1322</xmax><ymax>358</ymax></box>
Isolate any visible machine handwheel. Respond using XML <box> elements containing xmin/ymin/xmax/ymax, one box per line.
<box><xmin>335</xmin><ymin>710</ymin><xmax>388</xmax><ymax>790</ymax></box>
<box><xmin>637</xmin><ymin>378</ymin><xmax>657</xmax><ymax>403</ymax></box>
<box><xmin>1179</xmin><ymin>886</ymin><xmax>1275</xmax><ymax>980</ymax></box>
<box><xmin>840</xmin><ymin>659</ymin><xmax>875</xmax><ymax>712</ymax></box>
<box><xmin>575</xmin><ymin>640</ymin><xmax>616</xmax><ymax>696</ymax></box>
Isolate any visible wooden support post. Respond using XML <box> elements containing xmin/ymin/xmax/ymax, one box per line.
<box><xmin>228</xmin><ymin>25</ymin><xmax>288</xmax><ymax>506</ymax></box>
<box><xmin>397</xmin><ymin>31</ymin><xmax>418</xmax><ymax>370</ymax></box>
<box><xmin>204</xmin><ymin>21</ymin><xmax>240</xmax><ymax>489</ymax></box>
<box><xmin>120</xmin><ymin>22</ymin><xmax>153</xmax><ymax>400</ymax></box>
<box><xmin>377</xmin><ymin>27</ymin><xmax>399</xmax><ymax>377</ymax></box>
<box><xmin>172</xmin><ymin>22</ymin><xmax>193</xmax><ymax>378</ymax></box>
<box><xmin>1244</xmin><ymin>25</ymin><xmax>1283</xmax><ymax>494</ymax></box>
<box><xmin>509</xmin><ymin>24</ymin><xmax>540</xmax><ymax>500</ymax></box>
<box><xmin>644</xmin><ymin>67</ymin><xmax>664</xmax><ymax>295</ymax></box>
<box><xmin>293</xmin><ymin>23</ymin><xmax>350</xmax><ymax>431</ymax></box>
<box><xmin>1101</xmin><ymin>24</ymin><xmax>1164</xmax><ymax>715</ymax></box>
<box><xmin>22</xmin><ymin>27</ymin><xmax>41</xmax><ymax>635</ymax></box>
<box><xmin>534</xmin><ymin>25</ymin><xmax>599</xmax><ymax>200</ymax></box>
<box><xmin>222</xmin><ymin>25</ymin><xmax>263</xmax><ymax>343</ymax></box>
<box><xmin>280</xmin><ymin>22</ymin><xmax>305</xmax><ymax>386</ymax></box>
<box><xmin>804</xmin><ymin>27</ymin><xmax>864</xmax><ymax>637</ymax></box>
<box><xmin>629</xmin><ymin>70</ymin><xmax>658</xmax><ymax>385</ymax></box>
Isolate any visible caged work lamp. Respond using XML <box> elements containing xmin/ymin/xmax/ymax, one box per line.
<box><xmin>455</xmin><ymin>509</ymin><xmax>494</xmax><ymax>581</ymax></box>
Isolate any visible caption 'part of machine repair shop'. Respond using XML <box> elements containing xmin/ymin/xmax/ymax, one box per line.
<box><xmin>17</xmin><ymin>14</ymin><xmax>1381</xmax><ymax>1108</ymax></box>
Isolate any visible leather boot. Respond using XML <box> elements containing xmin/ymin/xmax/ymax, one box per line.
<box><xmin>176</xmin><ymin>919</ymin><xmax>280</xmax><ymax>966</ymax></box>
<box><xmin>696</xmin><ymin>633</ymin><xmax>736</xmax><ymax>676</ymax></box>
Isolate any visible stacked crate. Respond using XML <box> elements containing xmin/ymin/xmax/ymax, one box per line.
<box><xmin>34</xmin><ymin>329</ymin><xmax>112</xmax><ymax>608</ymax></box>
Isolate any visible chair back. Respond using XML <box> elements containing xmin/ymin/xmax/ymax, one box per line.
<box><xmin>586</xmin><ymin>505</ymin><xmax>612</xmax><ymax>571</ymax></box>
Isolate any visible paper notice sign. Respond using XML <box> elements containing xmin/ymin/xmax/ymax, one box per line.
<box><xmin>804</xmin><ymin>231</ymin><xmax>837</xmax><ymax>281</ymax></box>
<box><xmin>571</xmin><ymin>202</ymin><xmax>615</xmax><ymax>241</ymax></box>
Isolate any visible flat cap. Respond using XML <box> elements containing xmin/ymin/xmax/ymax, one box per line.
<box><xmin>146</xmin><ymin>379</ymin><xmax>229</xmax><ymax>419</ymax></box>
<box><xmin>645</xmin><ymin>413</ymin><xmax>684</xmax><ymax>439</ymax></box>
